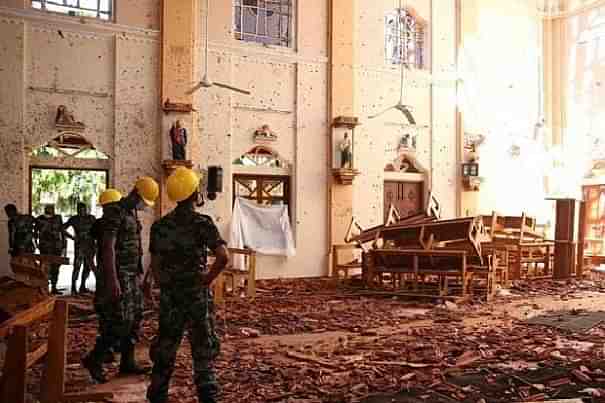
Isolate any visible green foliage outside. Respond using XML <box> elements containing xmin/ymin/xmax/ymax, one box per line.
<box><xmin>31</xmin><ymin>169</ymin><xmax>107</xmax><ymax>217</ymax></box>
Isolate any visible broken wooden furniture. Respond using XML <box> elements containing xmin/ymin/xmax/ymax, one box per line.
<box><xmin>212</xmin><ymin>248</ymin><xmax>257</xmax><ymax>304</ymax></box>
<box><xmin>0</xmin><ymin>254</ymin><xmax>69</xmax><ymax>314</ymax></box>
<box><xmin>365</xmin><ymin>248</ymin><xmax>494</xmax><ymax>301</ymax></box>
<box><xmin>0</xmin><ymin>298</ymin><xmax>112</xmax><ymax>403</ymax></box>
<box><xmin>362</xmin><ymin>216</ymin><xmax>494</xmax><ymax>300</ymax></box>
<box><xmin>345</xmin><ymin>191</ymin><xmax>441</xmax><ymax>250</ymax></box>
<box><xmin>331</xmin><ymin>244</ymin><xmax>363</xmax><ymax>281</ymax></box>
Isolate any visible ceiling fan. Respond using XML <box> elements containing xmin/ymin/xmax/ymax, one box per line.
<box><xmin>187</xmin><ymin>0</ymin><xmax>251</xmax><ymax>96</ymax></box>
<box><xmin>369</xmin><ymin>0</ymin><xmax>416</xmax><ymax>124</ymax></box>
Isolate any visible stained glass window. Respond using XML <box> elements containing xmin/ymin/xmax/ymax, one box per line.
<box><xmin>385</xmin><ymin>8</ymin><xmax>426</xmax><ymax>68</ymax></box>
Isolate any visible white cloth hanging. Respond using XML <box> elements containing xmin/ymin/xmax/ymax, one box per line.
<box><xmin>229</xmin><ymin>197</ymin><xmax>296</xmax><ymax>257</ymax></box>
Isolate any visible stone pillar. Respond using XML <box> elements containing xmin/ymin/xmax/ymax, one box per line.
<box><xmin>160</xmin><ymin>0</ymin><xmax>198</xmax><ymax>215</ymax></box>
<box><xmin>328</xmin><ymin>0</ymin><xmax>357</xmax><ymax>268</ymax></box>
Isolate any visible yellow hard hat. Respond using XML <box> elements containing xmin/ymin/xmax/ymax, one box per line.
<box><xmin>99</xmin><ymin>189</ymin><xmax>122</xmax><ymax>206</ymax></box>
<box><xmin>167</xmin><ymin>167</ymin><xmax>201</xmax><ymax>202</ymax></box>
<box><xmin>135</xmin><ymin>176</ymin><xmax>159</xmax><ymax>206</ymax></box>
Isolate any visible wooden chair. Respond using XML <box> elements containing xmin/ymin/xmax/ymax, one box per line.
<box><xmin>0</xmin><ymin>299</ymin><xmax>112</xmax><ymax>403</ymax></box>
<box><xmin>331</xmin><ymin>244</ymin><xmax>362</xmax><ymax>281</ymax></box>
<box><xmin>213</xmin><ymin>248</ymin><xmax>256</xmax><ymax>304</ymax></box>
<box><xmin>491</xmin><ymin>213</ymin><xmax>554</xmax><ymax>280</ymax></box>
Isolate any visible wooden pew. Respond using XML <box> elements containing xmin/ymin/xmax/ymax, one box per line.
<box><xmin>363</xmin><ymin>216</ymin><xmax>494</xmax><ymax>300</ymax></box>
<box><xmin>345</xmin><ymin>191</ymin><xmax>442</xmax><ymax>249</ymax></box>
<box><xmin>365</xmin><ymin>248</ymin><xmax>494</xmax><ymax>300</ymax></box>
<box><xmin>0</xmin><ymin>298</ymin><xmax>113</xmax><ymax>403</ymax></box>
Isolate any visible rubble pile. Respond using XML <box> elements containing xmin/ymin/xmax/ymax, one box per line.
<box><xmin>13</xmin><ymin>279</ymin><xmax>605</xmax><ymax>403</ymax></box>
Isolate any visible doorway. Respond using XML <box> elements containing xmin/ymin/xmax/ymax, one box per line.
<box><xmin>384</xmin><ymin>180</ymin><xmax>423</xmax><ymax>223</ymax></box>
<box><xmin>30</xmin><ymin>167</ymin><xmax>108</xmax><ymax>293</ymax></box>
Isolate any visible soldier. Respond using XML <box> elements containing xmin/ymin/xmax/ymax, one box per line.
<box><xmin>147</xmin><ymin>167</ymin><xmax>229</xmax><ymax>403</ymax></box>
<box><xmin>36</xmin><ymin>204</ymin><xmax>66</xmax><ymax>295</ymax></box>
<box><xmin>64</xmin><ymin>202</ymin><xmax>97</xmax><ymax>294</ymax></box>
<box><xmin>83</xmin><ymin>177</ymin><xmax>159</xmax><ymax>383</ymax></box>
<box><xmin>84</xmin><ymin>189</ymin><xmax>123</xmax><ymax>371</ymax></box>
<box><xmin>4</xmin><ymin>204</ymin><xmax>36</xmax><ymax>257</ymax></box>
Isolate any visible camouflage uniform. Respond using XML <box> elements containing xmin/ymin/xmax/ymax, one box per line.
<box><xmin>90</xmin><ymin>216</ymin><xmax>121</xmax><ymax>355</ymax></box>
<box><xmin>36</xmin><ymin>214</ymin><xmax>66</xmax><ymax>288</ymax></box>
<box><xmin>64</xmin><ymin>214</ymin><xmax>97</xmax><ymax>290</ymax></box>
<box><xmin>86</xmin><ymin>199</ymin><xmax>144</xmax><ymax>363</ymax></box>
<box><xmin>7</xmin><ymin>214</ymin><xmax>36</xmax><ymax>256</ymax></box>
<box><xmin>147</xmin><ymin>205</ymin><xmax>225</xmax><ymax>403</ymax></box>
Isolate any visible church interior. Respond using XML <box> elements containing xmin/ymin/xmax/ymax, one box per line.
<box><xmin>2</xmin><ymin>0</ymin><xmax>605</xmax><ymax>402</ymax></box>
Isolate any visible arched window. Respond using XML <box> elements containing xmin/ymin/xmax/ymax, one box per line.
<box><xmin>30</xmin><ymin>132</ymin><xmax>109</xmax><ymax>161</ymax></box>
<box><xmin>233</xmin><ymin>145</ymin><xmax>286</xmax><ymax>168</ymax></box>
<box><xmin>385</xmin><ymin>8</ymin><xmax>427</xmax><ymax>69</ymax></box>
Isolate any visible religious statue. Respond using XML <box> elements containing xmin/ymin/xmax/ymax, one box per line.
<box><xmin>339</xmin><ymin>132</ymin><xmax>352</xmax><ymax>169</ymax></box>
<box><xmin>169</xmin><ymin>120</ymin><xmax>188</xmax><ymax>160</ymax></box>
<box><xmin>55</xmin><ymin>105</ymin><xmax>85</xmax><ymax>129</ymax></box>
<box><xmin>254</xmin><ymin>124</ymin><xmax>277</xmax><ymax>142</ymax></box>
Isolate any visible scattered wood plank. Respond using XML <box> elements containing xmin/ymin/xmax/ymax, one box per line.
<box><xmin>0</xmin><ymin>298</ymin><xmax>55</xmax><ymax>338</ymax></box>
<box><xmin>26</xmin><ymin>343</ymin><xmax>48</xmax><ymax>369</ymax></box>
<box><xmin>285</xmin><ymin>351</ymin><xmax>341</xmax><ymax>370</ymax></box>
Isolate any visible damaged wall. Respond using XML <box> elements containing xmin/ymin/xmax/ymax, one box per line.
<box><xmin>351</xmin><ymin>0</ymin><xmax>459</xmax><ymax>230</ymax></box>
<box><xmin>0</xmin><ymin>3</ymin><xmax>161</xmax><ymax>276</ymax></box>
<box><xmin>193</xmin><ymin>1</ymin><xmax>329</xmax><ymax>279</ymax></box>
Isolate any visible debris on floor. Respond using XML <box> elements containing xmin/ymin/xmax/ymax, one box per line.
<box><xmin>525</xmin><ymin>310</ymin><xmax>605</xmax><ymax>332</ymax></box>
<box><xmin>8</xmin><ymin>278</ymin><xmax>605</xmax><ymax>403</ymax></box>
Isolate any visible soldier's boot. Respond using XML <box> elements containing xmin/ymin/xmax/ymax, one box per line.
<box><xmin>79</xmin><ymin>266</ymin><xmax>91</xmax><ymax>293</ymax></box>
<box><xmin>82</xmin><ymin>353</ymin><xmax>107</xmax><ymax>383</ymax></box>
<box><xmin>198</xmin><ymin>385</ymin><xmax>218</xmax><ymax>403</ymax></box>
<box><xmin>119</xmin><ymin>342</ymin><xmax>148</xmax><ymax>375</ymax></box>
<box><xmin>103</xmin><ymin>350</ymin><xmax>116</xmax><ymax>363</ymax></box>
<box><xmin>50</xmin><ymin>284</ymin><xmax>63</xmax><ymax>295</ymax></box>
<box><xmin>71</xmin><ymin>267</ymin><xmax>80</xmax><ymax>295</ymax></box>
<box><xmin>50</xmin><ymin>266</ymin><xmax>62</xmax><ymax>295</ymax></box>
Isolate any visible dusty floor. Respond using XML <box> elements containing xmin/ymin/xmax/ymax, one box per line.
<box><xmin>21</xmin><ymin>279</ymin><xmax>605</xmax><ymax>402</ymax></box>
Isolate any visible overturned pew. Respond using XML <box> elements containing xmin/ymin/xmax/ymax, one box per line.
<box><xmin>363</xmin><ymin>216</ymin><xmax>495</xmax><ymax>300</ymax></box>
<box><xmin>345</xmin><ymin>191</ymin><xmax>442</xmax><ymax>249</ymax></box>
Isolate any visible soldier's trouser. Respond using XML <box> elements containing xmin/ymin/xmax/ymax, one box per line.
<box><xmin>147</xmin><ymin>290</ymin><xmax>220</xmax><ymax>403</ymax></box>
<box><xmin>40</xmin><ymin>246</ymin><xmax>62</xmax><ymax>288</ymax></box>
<box><xmin>88</xmin><ymin>273</ymin><xmax>142</xmax><ymax>363</ymax></box>
<box><xmin>72</xmin><ymin>248</ymin><xmax>95</xmax><ymax>288</ymax></box>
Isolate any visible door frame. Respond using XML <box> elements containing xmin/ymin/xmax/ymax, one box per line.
<box><xmin>29</xmin><ymin>165</ymin><xmax>110</xmax><ymax>215</ymax></box>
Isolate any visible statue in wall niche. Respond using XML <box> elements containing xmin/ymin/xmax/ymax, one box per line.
<box><xmin>55</xmin><ymin>105</ymin><xmax>85</xmax><ymax>129</ymax></box>
<box><xmin>170</xmin><ymin>120</ymin><xmax>188</xmax><ymax>160</ymax></box>
<box><xmin>254</xmin><ymin>124</ymin><xmax>277</xmax><ymax>143</ymax></box>
<box><xmin>339</xmin><ymin>132</ymin><xmax>353</xmax><ymax>169</ymax></box>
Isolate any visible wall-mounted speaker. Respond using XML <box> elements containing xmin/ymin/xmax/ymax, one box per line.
<box><xmin>207</xmin><ymin>166</ymin><xmax>223</xmax><ymax>195</ymax></box>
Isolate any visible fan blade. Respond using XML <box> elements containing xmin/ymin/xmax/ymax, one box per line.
<box><xmin>368</xmin><ymin>105</ymin><xmax>396</xmax><ymax>119</ymax></box>
<box><xmin>186</xmin><ymin>82</ymin><xmax>204</xmax><ymax>95</ymax></box>
<box><xmin>213</xmin><ymin>82</ymin><xmax>251</xmax><ymax>95</ymax></box>
<box><xmin>401</xmin><ymin>107</ymin><xmax>416</xmax><ymax>125</ymax></box>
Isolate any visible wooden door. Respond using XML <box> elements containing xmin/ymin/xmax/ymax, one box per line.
<box><xmin>384</xmin><ymin>181</ymin><xmax>423</xmax><ymax>223</ymax></box>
